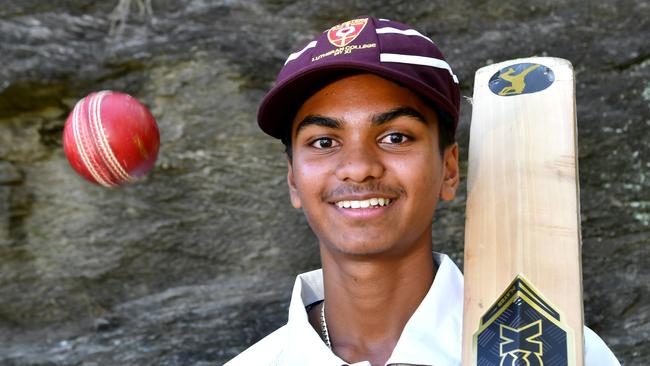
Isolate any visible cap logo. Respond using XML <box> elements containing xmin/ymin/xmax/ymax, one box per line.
<box><xmin>327</xmin><ymin>18</ymin><xmax>368</xmax><ymax>47</ymax></box>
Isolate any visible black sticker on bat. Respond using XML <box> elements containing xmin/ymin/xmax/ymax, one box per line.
<box><xmin>473</xmin><ymin>275</ymin><xmax>575</xmax><ymax>366</ymax></box>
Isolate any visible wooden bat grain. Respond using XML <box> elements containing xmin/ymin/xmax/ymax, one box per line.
<box><xmin>462</xmin><ymin>57</ymin><xmax>584</xmax><ymax>365</ymax></box>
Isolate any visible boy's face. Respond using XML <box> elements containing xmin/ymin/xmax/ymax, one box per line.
<box><xmin>287</xmin><ymin>73</ymin><xmax>459</xmax><ymax>257</ymax></box>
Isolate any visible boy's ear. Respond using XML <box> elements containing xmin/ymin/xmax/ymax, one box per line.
<box><xmin>440</xmin><ymin>143</ymin><xmax>460</xmax><ymax>201</ymax></box>
<box><xmin>287</xmin><ymin>159</ymin><xmax>302</xmax><ymax>209</ymax></box>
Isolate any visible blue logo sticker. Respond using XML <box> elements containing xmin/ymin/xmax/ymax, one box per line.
<box><xmin>489</xmin><ymin>63</ymin><xmax>555</xmax><ymax>96</ymax></box>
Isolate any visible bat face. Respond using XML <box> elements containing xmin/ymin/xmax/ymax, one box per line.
<box><xmin>462</xmin><ymin>57</ymin><xmax>583</xmax><ymax>366</ymax></box>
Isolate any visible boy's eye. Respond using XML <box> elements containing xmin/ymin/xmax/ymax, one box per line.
<box><xmin>310</xmin><ymin>137</ymin><xmax>338</xmax><ymax>149</ymax></box>
<box><xmin>380</xmin><ymin>133</ymin><xmax>409</xmax><ymax>144</ymax></box>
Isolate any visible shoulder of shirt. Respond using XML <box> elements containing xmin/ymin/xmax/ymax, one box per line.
<box><xmin>224</xmin><ymin>325</ymin><xmax>288</xmax><ymax>366</ymax></box>
<box><xmin>584</xmin><ymin>325</ymin><xmax>621</xmax><ymax>365</ymax></box>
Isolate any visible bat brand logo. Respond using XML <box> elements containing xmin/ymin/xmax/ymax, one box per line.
<box><xmin>488</xmin><ymin>63</ymin><xmax>555</xmax><ymax>96</ymax></box>
<box><xmin>327</xmin><ymin>18</ymin><xmax>368</xmax><ymax>47</ymax></box>
<box><xmin>499</xmin><ymin>320</ymin><xmax>544</xmax><ymax>366</ymax></box>
<box><xmin>473</xmin><ymin>275</ymin><xmax>575</xmax><ymax>366</ymax></box>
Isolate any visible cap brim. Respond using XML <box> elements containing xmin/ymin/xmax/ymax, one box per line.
<box><xmin>257</xmin><ymin>61</ymin><xmax>459</xmax><ymax>140</ymax></box>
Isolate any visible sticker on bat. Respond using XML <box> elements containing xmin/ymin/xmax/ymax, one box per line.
<box><xmin>473</xmin><ymin>274</ymin><xmax>575</xmax><ymax>366</ymax></box>
<box><xmin>488</xmin><ymin>62</ymin><xmax>555</xmax><ymax>96</ymax></box>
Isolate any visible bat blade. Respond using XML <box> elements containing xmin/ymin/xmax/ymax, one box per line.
<box><xmin>461</xmin><ymin>57</ymin><xmax>584</xmax><ymax>366</ymax></box>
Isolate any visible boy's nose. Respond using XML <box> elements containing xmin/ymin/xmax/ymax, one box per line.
<box><xmin>334</xmin><ymin>144</ymin><xmax>385</xmax><ymax>183</ymax></box>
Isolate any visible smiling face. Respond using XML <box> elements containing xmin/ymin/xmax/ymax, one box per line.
<box><xmin>287</xmin><ymin>73</ymin><xmax>459</xmax><ymax>258</ymax></box>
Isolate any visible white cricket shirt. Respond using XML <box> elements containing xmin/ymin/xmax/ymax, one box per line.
<box><xmin>225</xmin><ymin>253</ymin><xmax>620</xmax><ymax>366</ymax></box>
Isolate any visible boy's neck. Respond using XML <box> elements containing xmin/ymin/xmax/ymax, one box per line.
<box><xmin>315</xmin><ymin>238</ymin><xmax>436</xmax><ymax>366</ymax></box>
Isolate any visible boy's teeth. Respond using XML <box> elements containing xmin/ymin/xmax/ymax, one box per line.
<box><xmin>335</xmin><ymin>198</ymin><xmax>391</xmax><ymax>209</ymax></box>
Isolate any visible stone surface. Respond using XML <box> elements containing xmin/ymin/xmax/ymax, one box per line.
<box><xmin>0</xmin><ymin>0</ymin><xmax>648</xmax><ymax>364</ymax></box>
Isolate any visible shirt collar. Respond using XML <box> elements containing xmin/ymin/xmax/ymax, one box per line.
<box><xmin>282</xmin><ymin>268</ymin><xmax>347</xmax><ymax>365</ymax></box>
<box><xmin>279</xmin><ymin>253</ymin><xmax>464</xmax><ymax>366</ymax></box>
<box><xmin>385</xmin><ymin>252</ymin><xmax>463</xmax><ymax>365</ymax></box>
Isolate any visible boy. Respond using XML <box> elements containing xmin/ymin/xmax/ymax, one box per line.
<box><xmin>226</xmin><ymin>16</ymin><xmax>619</xmax><ymax>366</ymax></box>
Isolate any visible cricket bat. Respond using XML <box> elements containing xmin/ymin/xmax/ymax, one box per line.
<box><xmin>462</xmin><ymin>57</ymin><xmax>584</xmax><ymax>366</ymax></box>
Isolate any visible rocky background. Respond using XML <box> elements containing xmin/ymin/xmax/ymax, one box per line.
<box><xmin>0</xmin><ymin>0</ymin><xmax>648</xmax><ymax>364</ymax></box>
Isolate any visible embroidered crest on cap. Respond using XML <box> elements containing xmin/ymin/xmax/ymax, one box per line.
<box><xmin>327</xmin><ymin>18</ymin><xmax>368</xmax><ymax>47</ymax></box>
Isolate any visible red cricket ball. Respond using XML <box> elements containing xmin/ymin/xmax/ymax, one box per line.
<box><xmin>62</xmin><ymin>91</ymin><xmax>160</xmax><ymax>187</ymax></box>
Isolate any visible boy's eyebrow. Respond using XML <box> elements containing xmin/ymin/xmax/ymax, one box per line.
<box><xmin>295</xmin><ymin>106</ymin><xmax>427</xmax><ymax>134</ymax></box>
<box><xmin>372</xmin><ymin>106</ymin><xmax>428</xmax><ymax>126</ymax></box>
<box><xmin>295</xmin><ymin>115</ymin><xmax>342</xmax><ymax>134</ymax></box>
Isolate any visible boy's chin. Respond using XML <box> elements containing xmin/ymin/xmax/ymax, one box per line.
<box><xmin>322</xmin><ymin>239</ymin><xmax>411</xmax><ymax>259</ymax></box>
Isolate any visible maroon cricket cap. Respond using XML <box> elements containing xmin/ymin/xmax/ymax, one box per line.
<box><xmin>257</xmin><ymin>16</ymin><xmax>460</xmax><ymax>139</ymax></box>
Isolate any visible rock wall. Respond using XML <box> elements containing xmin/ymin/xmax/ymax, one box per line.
<box><xmin>0</xmin><ymin>0</ymin><xmax>648</xmax><ymax>364</ymax></box>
